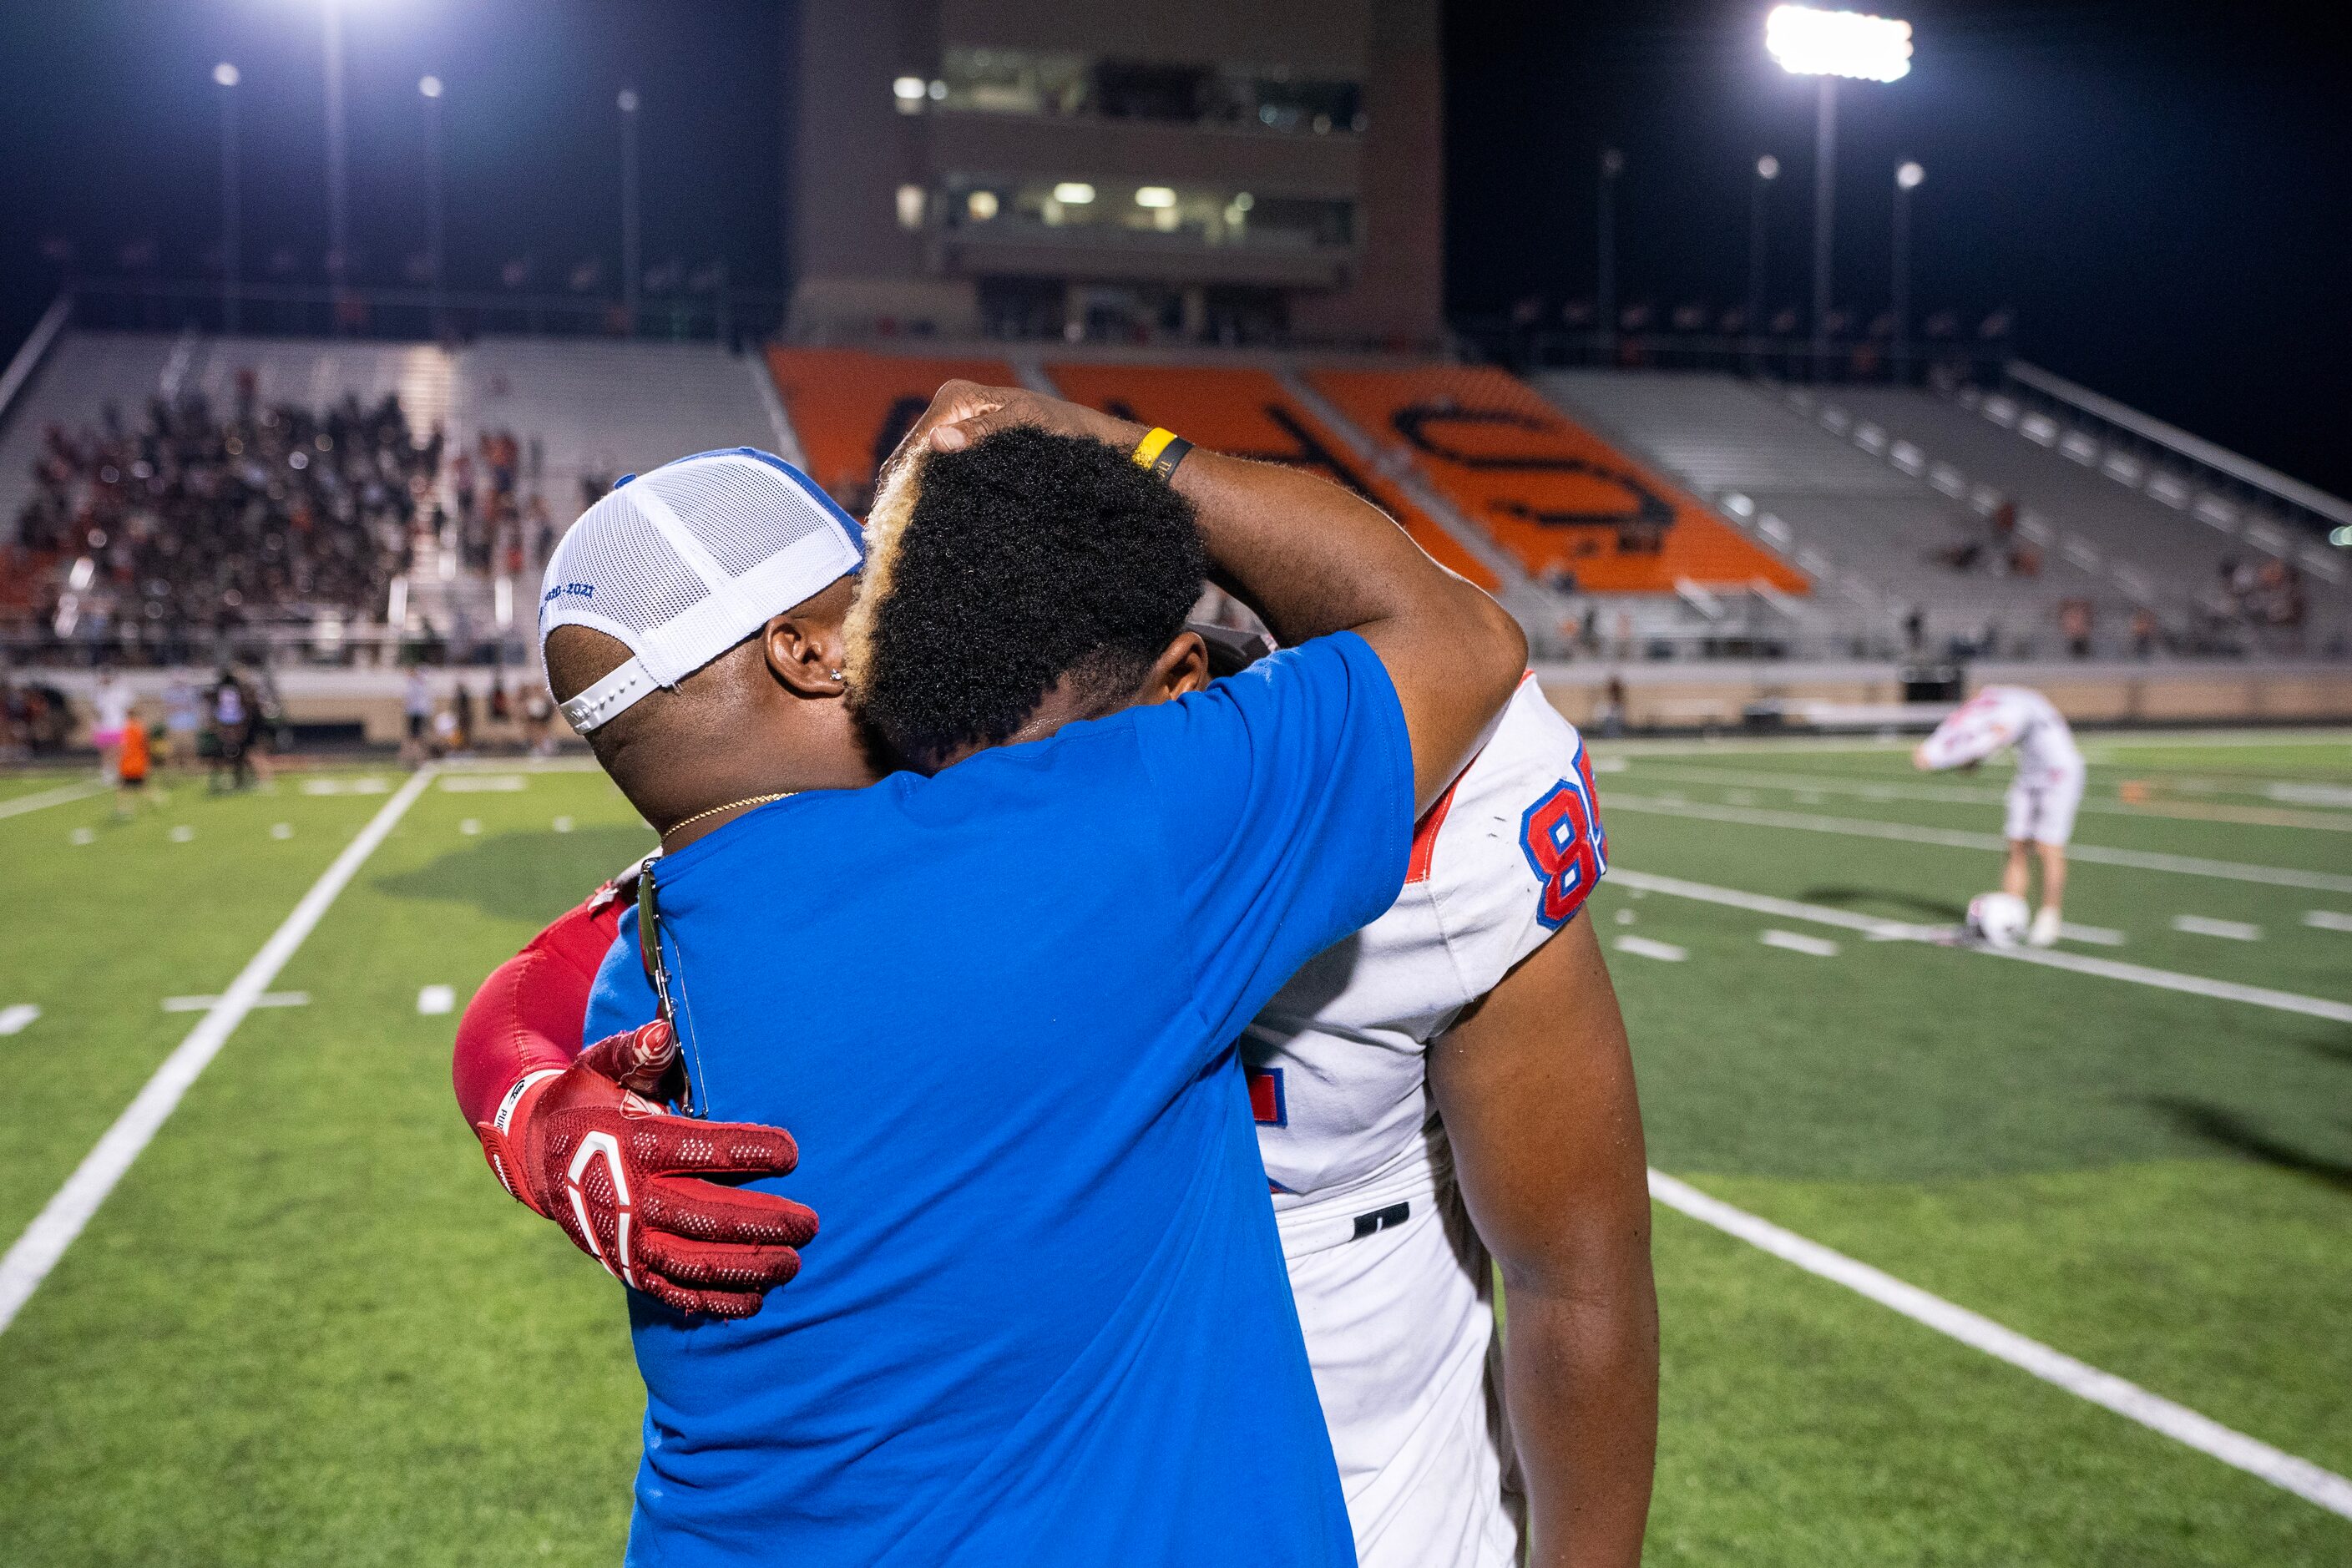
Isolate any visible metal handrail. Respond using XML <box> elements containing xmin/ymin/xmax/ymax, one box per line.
<box><xmin>0</xmin><ymin>294</ymin><xmax>72</xmax><ymax>433</ymax></box>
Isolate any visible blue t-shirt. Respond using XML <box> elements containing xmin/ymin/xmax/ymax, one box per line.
<box><xmin>585</xmin><ymin>630</ymin><xmax>1414</xmax><ymax>1568</ymax></box>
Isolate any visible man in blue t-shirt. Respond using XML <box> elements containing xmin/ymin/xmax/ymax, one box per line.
<box><xmin>531</xmin><ymin>390</ymin><xmax>1527</xmax><ymax>1565</ymax></box>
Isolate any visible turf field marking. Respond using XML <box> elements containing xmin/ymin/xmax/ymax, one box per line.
<box><xmin>271</xmin><ymin>822</ymin><xmax>293</xmax><ymax>839</ymax></box>
<box><xmin>2269</xmin><ymin>782</ymin><xmax>2352</xmax><ymax>808</ymax></box>
<box><xmin>1605</xmin><ymin>794</ymin><xmax>2352</xmax><ymax>895</ymax></box>
<box><xmin>1612</xmin><ymin>935</ymin><xmax>1687</xmax><ymax>962</ymax></box>
<box><xmin>417</xmin><ymin>984</ymin><xmax>456</xmax><ymax>1015</ymax></box>
<box><xmin>1608</xmin><ymin>870</ymin><xmax>2352</xmax><ymax>1024</ymax></box>
<box><xmin>2172</xmin><ymin>915</ymin><xmax>2262</xmax><ymax>942</ymax></box>
<box><xmin>2305</xmin><ymin>910</ymin><xmax>2352</xmax><ymax>933</ymax></box>
<box><xmin>168</xmin><ymin>825</ymin><xmax>195</xmax><ymax>842</ymax></box>
<box><xmin>2056</xmin><ymin>921</ymin><xmax>2127</xmax><ymax>947</ymax></box>
<box><xmin>458</xmin><ymin>818</ymin><xmax>482</xmax><ymax>836</ymax></box>
<box><xmin>0</xmin><ymin>1005</ymin><xmax>39</xmax><ymax>1036</ymax></box>
<box><xmin>552</xmin><ymin>816</ymin><xmax>575</xmax><ymax>833</ymax></box>
<box><xmin>439</xmin><ymin>774</ymin><xmax>527</xmax><ymax>793</ymax></box>
<box><xmin>1760</xmin><ymin>928</ymin><xmax>1841</xmax><ymax>957</ymax></box>
<box><xmin>1646</xmin><ymin>1169</ymin><xmax>2352</xmax><ymax>1521</ymax></box>
<box><xmin>1630</xmin><ymin>761</ymin><xmax>2352</xmax><ymax>832</ymax></box>
<box><xmin>0</xmin><ymin>767</ymin><xmax>436</xmax><ymax>1338</ymax></box>
<box><xmin>0</xmin><ymin>781</ymin><xmax>103</xmax><ymax>821</ymax></box>
<box><xmin>69</xmin><ymin>827</ymin><xmax>94</xmax><ymax>847</ymax></box>
<box><xmin>301</xmin><ymin>776</ymin><xmax>390</xmax><ymax>796</ymax></box>
<box><xmin>159</xmin><ymin>992</ymin><xmax>309</xmax><ymax>1014</ymax></box>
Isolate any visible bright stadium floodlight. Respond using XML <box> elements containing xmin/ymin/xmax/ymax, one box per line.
<box><xmin>1765</xmin><ymin>5</ymin><xmax>1913</xmax><ymax>82</ymax></box>
<box><xmin>893</xmin><ymin>75</ymin><xmax>925</xmax><ymax>109</ymax></box>
<box><xmin>1896</xmin><ymin>159</ymin><xmax>1925</xmax><ymax>190</ymax></box>
<box><xmin>1757</xmin><ymin>154</ymin><xmax>1780</xmax><ymax>180</ymax></box>
<box><xmin>1766</xmin><ymin>6</ymin><xmax>1914</xmax><ymax>368</ymax></box>
<box><xmin>214</xmin><ymin>61</ymin><xmax>240</xmax><ymax>88</ymax></box>
<box><xmin>1134</xmin><ymin>186</ymin><xmax>1176</xmax><ymax>209</ymax></box>
<box><xmin>1053</xmin><ymin>182</ymin><xmax>1096</xmax><ymax>205</ymax></box>
<box><xmin>418</xmin><ymin>73</ymin><xmax>443</xmax><ymax>99</ymax></box>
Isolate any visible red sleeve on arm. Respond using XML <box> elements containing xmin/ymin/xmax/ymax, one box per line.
<box><xmin>451</xmin><ymin>891</ymin><xmax>627</xmax><ymax>1127</ymax></box>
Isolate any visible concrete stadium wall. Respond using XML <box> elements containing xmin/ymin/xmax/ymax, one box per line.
<box><xmin>28</xmin><ymin>660</ymin><xmax>2352</xmax><ymax>751</ymax></box>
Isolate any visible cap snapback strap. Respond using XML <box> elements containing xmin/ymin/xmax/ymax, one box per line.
<box><xmin>559</xmin><ymin>655</ymin><xmax>658</xmax><ymax>733</ymax></box>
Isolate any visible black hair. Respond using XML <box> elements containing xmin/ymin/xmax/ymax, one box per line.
<box><xmin>847</xmin><ymin>424</ymin><xmax>1206</xmax><ymax>771</ymax></box>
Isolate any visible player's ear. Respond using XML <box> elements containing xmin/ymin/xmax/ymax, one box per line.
<box><xmin>761</xmin><ymin>607</ymin><xmax>847</xmax><ymax>701</ymax></box>
<box><xmin>1136</xmin><ymin>630</ymin><xmax>1211</xmax><ymax>706</ymax></box>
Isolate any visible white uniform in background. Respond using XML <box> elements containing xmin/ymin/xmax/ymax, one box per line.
<box><xmin>1247</xmin><ymin>675</ymin><xmax>1609</xmax><ymax>1568</ymax></box>
<box><xmin>1916</xmin><ymin>685</ymin><xmax>2086</xmax><ymax>845</ymax></box>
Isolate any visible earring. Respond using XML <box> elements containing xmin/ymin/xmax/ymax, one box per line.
<box><xmin>827</xmin><ymin>668</ymin><xmax>843</xmax><ymax>680</ymax></box>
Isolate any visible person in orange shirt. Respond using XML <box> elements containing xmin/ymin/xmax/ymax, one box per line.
<box><xmin>114</xmin><ymin>711</ymin><xmax>156</xmax><ymax>818</ymax></box>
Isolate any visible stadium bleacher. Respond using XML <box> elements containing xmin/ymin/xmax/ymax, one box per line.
<box><xmin>765</xmin><ymin>347</ymin><xmax>1017</xmax><ymax>513</ymax></box>
<box><xmin>1308</xmin><ymin>365</ymin><xmax>1806</xmax><ymax>598</ymax></box>
<box><xmin>1536</xmin><ymin>369</ymin><xmax>2112</xmax><ymax>652</ymax></box>
<box><xmin>1038</xmin><ymin>361</ymin><xmax>1500</xmax><ymax>589</ymax></box>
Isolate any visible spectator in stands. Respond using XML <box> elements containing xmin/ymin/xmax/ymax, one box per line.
<box><xmin>1904</xmin><ymin>606</ymin><xmax>1925</xmax><ymax>655</ymax></box>
<box><xmin>2131</xmin><ymin>606</ymin><xmax>2161</xmax><ymax>660</ymax></box>
<box><xmin>519</xmin><ymin>682</ymin><xmax>555</xmax><ymax>756</ymax></box>
<box><xmin>2059</xmin><ymin>598</ymin><xmax>2095</xmax><ymax>659</ymax></box>
<box><xmin>1600</xmin><ymin>674</ymin><xmax>1629</xmax><ymax>739</ymax></box>
<box><xmin>453</xmin><ymin>681</ymin><xmax>478</xmax><ymax>756</ymax></box>
<box><xmin>162</xmin><ymin>673</ymin><xmax>200</xmax><ymax>771</ymax></box>
<box><xmin>400</xmin><ymin>665</ymin><xmax>432</xmax><ymax>766</ymax></box>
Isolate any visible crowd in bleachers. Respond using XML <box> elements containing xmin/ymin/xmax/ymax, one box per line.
<box><xmin>448</xmin><ymin>427</ymin><xmax>558</xmax><ymax>579</ymax></box>
<box><xmin>12</xmin><ymin>377</ymin><xmax>438</xmax><ymax>652</ymax></box>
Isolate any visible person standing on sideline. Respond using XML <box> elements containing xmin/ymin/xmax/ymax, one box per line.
<box><xmin>400</xmin><ymin>666</ymin><xmax>432</xmax><ymax>766</ymax></box>
<box><xmin>162</xmin><ymin>674</ymin><xmax>201</xmax><ymax>772</ymax></box>
<box><xmin>89</xmin><ymin>670</ymin><xmax>132</xmax><ymax>784</ymax></box>
<box><xmin>1914</xmin><ymin>685</ymin><xmax>2086</xmax><ymax>947</ymax></box>
<box><xmin>114</xmin><ymin>707</ymin><xmax>156</xmax><ymax>818</ymax></box>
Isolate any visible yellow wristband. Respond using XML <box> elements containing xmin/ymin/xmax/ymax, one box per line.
<box><xmin>1131</xmin><ymin>427</ymin><xmax>1180</xmax><ymax>469</ymax></box>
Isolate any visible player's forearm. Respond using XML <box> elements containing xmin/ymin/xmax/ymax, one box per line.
<box><xmin>450</xmin><ymin>898</ymin><xmax>612</xmax><ymax>1125</ymax></box>
<box><xmin>1503</xmin><ymin>1260</ymin><xmax>1659</xmax><ymax>1568</ymax></box>
<box><xmin>1170</xmin><ymin>448</ymin><xmax>1528</xmax><ymax>805</ymax></box>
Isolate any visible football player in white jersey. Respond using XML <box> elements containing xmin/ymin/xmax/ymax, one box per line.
<box><xmin>453</xmin><ymin>384</ymin><xmax>1657</xmax><ymax>1567</ymax></box>
<box><xmin>1914</xmin><ymin>685</ymin><xmax>2086</xmax><ymax>946</ymax></box>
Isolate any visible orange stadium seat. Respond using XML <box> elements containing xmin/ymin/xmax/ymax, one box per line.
<box><xmin>764</xmin><ymin>347</ymin><xmax>1016</xmax><ymax>513</ymax></box>
<box><xmin>1308</xmin><ymin>366</ymin><xmax>1807</xmax><ymax>594</ymax></box>
<box><xmin>1041</xmin><ymin>362</ymin><xmax>1499</xmax><ymax>589</ymax></box>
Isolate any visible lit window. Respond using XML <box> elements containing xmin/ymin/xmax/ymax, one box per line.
<box><xmin>1053</xmin><ymin>182</ymin><xmax>1096</xmax><ymax>205</ymax></box>
<box><xmin>896</xmin><ymin>185</ymin><xmax>926</xmax><ymax>230</ymax></box>
<box><xmin>1231</xmin><ymin>192</ymin><xmax>1254</xmax><ymax>212</ymax></box>
<box><xmin>967</xmin><ymin>190</ymin><xmax>999</xmax><ymax>220</ymax></box>
<box><xmin>928</xmin><ymin>79</ymin><xmax>947</xmax><ymax>100</ymax></box>
<box><xmin>1134</xmin><ymin>186</ymin><xmax>1176</xmax><ymax>209</ymax></box>
<box><xmin>893</xmin><ymin>76</ymin><xmax>925</xmax><ymax>114</ymax></box>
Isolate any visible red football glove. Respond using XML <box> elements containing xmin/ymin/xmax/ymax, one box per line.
<box><xmin>474</xmin><ymin>1019</ymin><xmax>819</xmax><ymax>1318</ymax></box>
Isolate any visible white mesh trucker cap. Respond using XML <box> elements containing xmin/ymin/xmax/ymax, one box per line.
<box><xmin>539</xmin><ymin>448</ymin><xmax>864</xmax><ymax>733</ymax></box>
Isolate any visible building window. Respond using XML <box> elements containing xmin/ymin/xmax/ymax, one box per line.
<box><xmin>939</xmin><ymin>176</ymin><xmax>1353</xmax><ymax>250</ymax></box>
<box><xmin>896</xmin><ymin>185</ymin><xmax>927</xmax><ymax>232</ymax></box>
<box><xmin>936</xmin><ymin>47</ymin><xmax>1362</xmax><ymax>135</ymax></box>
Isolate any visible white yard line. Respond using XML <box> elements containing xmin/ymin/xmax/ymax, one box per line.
<box><xmin>0</xmin><ymin>767</ymin><xmax>436</xmax><ymax>1336</ymax></box>
<box><xmin>0</xmin><ymin>1004</ymin><xmax>40</xmax><ymax>1036</ymax></box>
<box><xmin>1612</xmin><ymin>935</ymin><xmax>1687</xmax><ymax>962</ymax></box>
<box><xmin>1626</xmin><ymin>761</ymin><xmax>2352</xmax><ymax>831</ymax></box>
<box><xmin>2172</xmin><ymin>915</ymin><xmax>2262</xmax><ymax>942</ymax></box>
<box><xmin>2305</xmin><ymin>911</ymin><xmax>2352</xmax><ymax>933</ymax></box>
<box><xmin>1605</xmin><ymin>794</ymin><xmax>2352</xmax><ymax>896</ymax></box>
<box><xmin>1607</xmin><ymin>869</ymin><xmax>2352</xmax><ymax>1024</ymax></box>
<box><xmin>159</xmin><ymin>992</ymin><xmax>309</xmax><ymax>1014</ymax></box>
<box><xmin>1760</xmin><ymin>928</ymin><xmax>1841</xmax><ymax>957</ymax></box>
<box><xmin>1647</xmin><ymin>1170</ymin><xmax>2352</xmax><ymax>1520</ymax></box>
<box><xmin>0</xmin><ymin>781</ymin><xmax>104</xmax><ymax>821</ymax></box>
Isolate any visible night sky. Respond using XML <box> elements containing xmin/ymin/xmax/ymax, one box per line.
<box><xmin>3</xmin><ymin>1</ymin><xmax>2345</xmax><ymax>493</ymax></box>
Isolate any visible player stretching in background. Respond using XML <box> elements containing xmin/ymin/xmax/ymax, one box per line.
<box><xmin>1914</xmin><ymin>685</ymin><xmax>2086</xmax><ymax>947</ymax></box>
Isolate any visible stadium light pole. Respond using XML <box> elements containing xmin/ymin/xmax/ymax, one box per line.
<box><xmin>1596</xmin><ymin>147</ymin><xmax>1624</xmax><ymax>363</ymax></box>
<box><xmin>215</xmin><ymin>63</ymin><xmax>241</xmax><ymax>333</ymax></box>
<box><xmin>1749</xmin><ymin>154</ymin><xmax>1780</xmax><ymax>367</ymax></box>
<box><xmin>323</xmin><ymin>0</ymin><xmax>351</xmax><ymax>312</ymax></box>
<box><xmin>420</xmin><ymin>76</ymin><xmax>446</xmax><ymax>335</ymax></box>
<box><xmin>1765</xmin><ymin>6</ymin><xmax>1913</xmax><ymax>376</ymax></box>
<box><xmin>619</xmin><ymin>88</ymin><xmax>642</xmax><ymax>334</ymax></box>
<box><xmin>1893</xmin><ymin>159</ymin><xmax>1924</xmax><ymax>378</ymax></box>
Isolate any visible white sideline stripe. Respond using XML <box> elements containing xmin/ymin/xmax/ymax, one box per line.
<box><xmin>0</xmin><ymin>1004</ymin><xmax>39</xmax><ymax>1036</ymax></box>
<box><xmin>2172</xmin><ymin>914</ymin><xmax>2262</xmax><ymax>942</ymax></box>
<box><xmin>1646</xmin><ymin>1169</ymin><xmax>2352</xmax><ymax>1521</ymax></box>
<box><xmin>1761</xmin><ymin>928</ymin><xmax>1841</xmax><ymax>957</ymax></box>
<box><xmin>161</xmin><ymin>991</ymin><xmax>309</xmax><ymax>1014</ymax></box>
<box><xmin>1606</xmin><ymin>794</ymin><xmax>2352</xmax><ymax>895</ymax></box>
<box><xmin>0</xmin><ymin>767</ymin><xmax>436</xmax><ymax>1336</ymax></box>
<box><xmin>438</xmin><ymin>774</ymin><xmax>527</xmax><ymax>792</ymax></box>
<box><xmin>2057</xmin><ymin>921</ymin><xmax>2127</xmax><ymax>947</ymax></box>
<box><xmin>0</xmin><ymin>781</ymin><xmax>104</xmax><ymax>821</ymax></box>
<box><xmin>1612</xmin><ymin>935</ymin><xmax>1687</xmax><ymax>962</ymax></box>
<box><xmin>1608</xmin><ymin>869</ymin><xmax>2352</xmax><ymax>1024</ymax></box>
<box><xmin>1635</xmin><ymin>761</ymin><xmax>2352</xmax><ymax>832</ymax></box>
<box><xmin>2304</xmin><ymin>910</ymin><xmax>2352</xmax><ymax>933</ymax></box>
<box><xmin>301</xmin><ymin>776</ymin><xmax>391</xmax><ymax>796</ymax></box>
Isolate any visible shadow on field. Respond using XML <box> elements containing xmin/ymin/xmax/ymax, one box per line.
<box><xmin>1800</xmin><ymin>885</ymin><xmax>1970</xmax><ymax>923</ymax></box>
<box><xmin>375</xmin><ymin>826</ymin><xmax>655</xmax><ymax>924</ymax></box>
<box><xmin>2147</xmin><ymin>1096</ymin><xmax>2352</xmax><ymax>1193</ymax></box>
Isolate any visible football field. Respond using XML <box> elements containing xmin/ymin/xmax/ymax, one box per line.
<box><xmin>0</xmin><ymin>731</ymin><xmax>2347</xmax><ymax>1565</ymax></box>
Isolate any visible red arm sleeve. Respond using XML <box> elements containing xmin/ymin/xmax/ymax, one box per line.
<box><xmin>451</xmin><ymin>888</ymin><xmax>630</xmax><ymax>1128</ymax></box>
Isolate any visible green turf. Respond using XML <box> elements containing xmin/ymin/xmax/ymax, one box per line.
<box><xmin>0</xmin><ymin>735</ymin><xmax>2347</xmax><ymax>1563</ymax></box>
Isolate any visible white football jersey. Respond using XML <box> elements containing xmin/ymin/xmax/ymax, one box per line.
<box><xmin>1916</xmin><ymin>685</ymin><xmax>2081</xmax><ymax>784</ymax></box>
<box><xmin>1244</xmin><ymin>675</ymin><xmax>1607</xmax><ymax>1221</ymax></box>
<box><xmin>1242</xmin><ymin>675</ymin><xmax>1608</xmax><ymax>1568</ymax></box>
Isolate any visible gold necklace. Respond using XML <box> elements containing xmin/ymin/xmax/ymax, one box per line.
<box><xmin>660</xmin><ymin>791</ymin><xmax>796</xmax><ymax>843</ymax></box>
